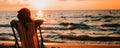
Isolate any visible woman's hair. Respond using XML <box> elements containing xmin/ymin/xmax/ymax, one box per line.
<box><xmin>17</xmin><ymin>8</ymin><xmax>32</xmax><ymax>30</ymax></box>
<box><xmin>17</xmin><ymin>8</ymin><xmax>32</xmax><ymax>22</ymax></box>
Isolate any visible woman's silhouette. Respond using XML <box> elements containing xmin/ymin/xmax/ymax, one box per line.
<box><xmin>10</xmin><ymin>8</ymin><xmax>44</xmax><ymax>48</ymax></box>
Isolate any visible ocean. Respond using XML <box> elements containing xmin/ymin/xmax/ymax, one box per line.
<box><xmin>0</xmin><ymin>10</ymin><xmax>120</xmax><ymax>44</ymax></box>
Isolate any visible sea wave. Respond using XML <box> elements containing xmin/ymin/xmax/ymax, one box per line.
<box><xmin>0</xmin><ymin>24</ymin><xmax>11</xmax><ymax>27</ymax></box>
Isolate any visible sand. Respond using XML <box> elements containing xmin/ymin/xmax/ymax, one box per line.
<box><xmin>0</xmin><ymin>41</ymin><xmax>120</xmax><ymax>48</ymax></box>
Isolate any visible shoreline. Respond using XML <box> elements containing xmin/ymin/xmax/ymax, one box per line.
<box><xmin>0</xmin><ymin>41</ymin><xmax>120</xmax><ymax>48</ymax></box>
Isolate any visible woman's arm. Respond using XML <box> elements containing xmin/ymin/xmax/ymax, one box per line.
<box><xmin>34</xmin><ymin>19</ymin><xmax>44</xmax><ymax>28</ymax></box>
<box><xmin>10</xmin><ymin>20</ymin><xmax>19</xmax><ymax>31</ymax></box>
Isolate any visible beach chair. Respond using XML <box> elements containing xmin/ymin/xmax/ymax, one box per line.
<box><xmin>10</xmin><ymin>20</ymin><xmax>44</xmax><ymax>48</ymax></box>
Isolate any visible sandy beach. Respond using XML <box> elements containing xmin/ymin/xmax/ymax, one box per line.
<box><xmin>0</xmin><ymin>41</ymin><xmax>120</xmax><ymax>48</ymax></box>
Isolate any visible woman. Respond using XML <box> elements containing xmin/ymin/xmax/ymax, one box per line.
<box><xmin>10</xmin><ymin>8</ymin><xmax>44</xmax><ymax>48</ymax></box>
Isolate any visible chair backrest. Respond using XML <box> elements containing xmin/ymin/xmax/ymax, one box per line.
<box><xmin>16</xmin><ymin>22</ymin><xmax>39</xmax><ymax>48</ymax></box>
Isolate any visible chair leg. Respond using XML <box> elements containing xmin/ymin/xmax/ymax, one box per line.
<box><xmin>11</xmin><ymin>23</ymin><xmax>20</xmax><ymax>48</ymax></box>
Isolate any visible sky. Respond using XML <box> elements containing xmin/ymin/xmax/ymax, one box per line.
<box><xmin>0</xmin><ymin>0</ymin><xmax>120</xmax><ymax>11</ymax></box>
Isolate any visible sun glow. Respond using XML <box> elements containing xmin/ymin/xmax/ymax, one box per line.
<box><xmin>29</xmin><ymin>0</ymin><xmax>48</xmax><ymax>10</ymax></box>
<box><xmin>37</xmin><ymin>11</ymin><xmax>43</xmax><ymax>18</ymax></box>
<box><xmin>29</xmin><ymin>0</ymin><xmax>47</xmax><ymax>19</ymax></box>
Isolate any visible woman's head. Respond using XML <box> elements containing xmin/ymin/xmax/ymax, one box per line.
<box><xmin>17</xmin><ymin>8</ymin><xmax>32</xmax><ymax>22</ymax></box>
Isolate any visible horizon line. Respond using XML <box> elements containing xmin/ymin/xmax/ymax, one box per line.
<box><xmin>0</xmin><ymin>9</ymin><xmax>120</xmax><ymax>11</ymax></box>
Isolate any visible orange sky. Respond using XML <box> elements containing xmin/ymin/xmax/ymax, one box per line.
<box><xmin>0</xmin><ymin>0</ymin><xmax>120</xmax><ymax>11</ymax></box>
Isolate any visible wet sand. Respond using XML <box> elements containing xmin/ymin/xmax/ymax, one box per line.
<box><xmin>0</xmin><ymin>41</ymin><xmax>120</xmax><ymax>48</ymax></box>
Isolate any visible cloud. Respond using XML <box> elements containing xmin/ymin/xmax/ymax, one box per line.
<box><xmin>59</xmin><ymin>0</ymin><xmax>67</xmax><ymax>2</ymax></box>
<box><xmin>0</xmin><ymin>0</ymin><xmax>29</xmax><ymax>5</ymax></box>
<box><xmin>0</xmin><ymin>0</ymin><xmax>31</xmax><ymax>11</ymax></box>
<box><xmin>59</xmin><ymin>0</ymin><xmax>85</xmax><ymax>2</ymax></box>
